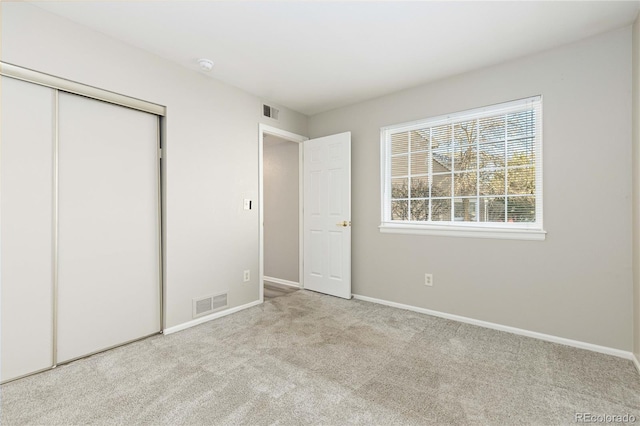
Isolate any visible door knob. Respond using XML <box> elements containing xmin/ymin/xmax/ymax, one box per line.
<box><xmin>336</xmin><ymin>221</ymin><xmax>351</xmax><ymax>227</ymax></box>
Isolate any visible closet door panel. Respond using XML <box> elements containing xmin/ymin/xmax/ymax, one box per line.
<box><xmin>57</xmin><ymin>93</ymin><xmax>160</xmax><ymax>363</ymax></box>
<box><xmin>0</xmin><ymin>77</ymin><xmax>54</xmax><ymax>381</ymax></box>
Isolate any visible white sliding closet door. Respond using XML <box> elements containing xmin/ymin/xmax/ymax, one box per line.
<box><xmin>57</xmin><ymin>93</ymin><xmax>160</xmax><ymax>363</ymax></box>
<box><xmin>1</xmin><ymin>77</ymin><xmax>55</xmax><ymax>382</ymax></box>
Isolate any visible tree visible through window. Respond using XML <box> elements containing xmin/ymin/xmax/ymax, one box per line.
<box><xmin>381</xmin><ymin>97</ymin><xmax>542</xmax><ymax>233</ymax></box>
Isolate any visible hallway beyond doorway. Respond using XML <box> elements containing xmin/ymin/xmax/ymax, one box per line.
<box><xmin>264</xmin><ymin>281</ymin><xmax>298</xmax><ymax>300</ymax></box>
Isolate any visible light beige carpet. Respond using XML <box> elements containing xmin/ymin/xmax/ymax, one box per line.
<box><xmin>1</xmin><ymin>290</ymin><xmax>639</xmax><ymax>425</ymax></box>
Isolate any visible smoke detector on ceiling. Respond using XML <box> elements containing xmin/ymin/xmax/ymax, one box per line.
<box><xmin>197</xmin><ymin>58</ymin><xmax>214</xmax><ymax>72</ymax></box>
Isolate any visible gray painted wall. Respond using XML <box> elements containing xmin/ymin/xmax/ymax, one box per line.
<box><xmin>1</xmin><ymin>3</ymin><xmax>309</xmax><ymax>329</ymax></box>
<box><xmin>633</xmin><ymin>16</ymin><xmax>640</xmax><ymax>363</ymax></box>
<box><xmin>264</xmin><ymin>135</ymin><xmax>300</xmax><ymax>283</ymax></box>
<box><xmin>309</xmin><ymin>27</ymin><xmax>633</xmax><ymax>351</ymax></box>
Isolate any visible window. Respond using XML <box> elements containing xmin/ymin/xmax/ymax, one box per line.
<box><xmin>380</xmin><ymin>96</ymin><xmax>545</xmax><ymax>240</ymax></box>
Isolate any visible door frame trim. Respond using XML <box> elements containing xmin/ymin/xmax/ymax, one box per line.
<box><xmin>258</xmin><ymin>124</ymin><xmax>308</xmax><ymax>303</ymax></box>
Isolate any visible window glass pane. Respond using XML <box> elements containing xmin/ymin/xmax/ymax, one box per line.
<box><xmin>431</xmin><ymin>124</ymin><xmax>452</xmax><ymax>170</ymax></box>
<box><xmin>411</xmin><ymin>200</ymin><xmax>429</xmax><ymax>221</ymax></box>
<box><xmin>479</xmin><ymin>197</ymin><xmax>506</xmax><ymax>222</ymax></box>
<box><xmin>411</xmin><ymin>176</ymin><xmax>429</xmax><ymax>198</ymax></box>
<box><xmin>453</xmin><ymin>172</ymin><xmax>477</xmax><ymax>196</ymax></box>
<box><xmin>454</xmin><ymin>120</ymin><xmax>477</xmax><ymax>146</ymax></box>
<box><xmin>507</xmin><ymin>167</ymin><xmax>535</xmax><ymax>195</ymax></box>
<box><xmin>507</xmin><ymin>196</ymin><xmax>535</xmax><ymax>222</ymax></box>
<box><xmin>479</xmin><ymin>141</ymin><xmax>505</xmax><ymax>169</ymax></box>
<box><xmin>479</xmin><ymin>169</ymin><xmax>505</xmax><ymax>195</ymax></box>
<box><xmin>507</xmin><ymin>110</ymin><xmax>535</xmax><ymax>139</ymax></box>
<box><xmin>431</xmin><ymin>199</ymin><xmax>451</xmax><ymax>221</ymax></box>
<box><xmin>479</xmin><ymin>115</ymin><xmax>505</xmax><ymax>144</ymax></box>
<box><xmin>453</xmin><ymin>144</ymin><xmax>477</xmax><ymax>171</ymax></box>
<box><xmin>432</xmin><ymin>146</ymin><xmax>452</xmax><ymax>172</ymax></box>
<box><xmin>391</xmin><ymin>155</ymin><xmax>408</xmax><ymax>177</ymax></box>
<box><xmin>391</xmin><ymin>200</ymin><xmax>408</xmax><ymax>221</ymax></box>
<box><xmin>507</xmin><ymin>137</ymin><xmax>534</xmax><ymax>166</ymax></box>
<box><xmin>391</xmin><ymin>178</ymin><xmax>408</xmax><ymax>199</ymax></box>
<box><xmin>391</xmin><ymin>132</ymin><xmax>409</xmax><ymax>155</ymax></box>
<box><xmin>454</xmin><ymin>198</ymin><xmax>477</xmax><ymax>222</ymax></box>
<box><xmin>411</xmin><ymin>151</ymin><xmax>428</xmax><ymax>175</ymax></box>
<box><xmin>431</xmin><ymin>173</ymin><xmax>451</xmax><ymax>197</ymax></box>
<box><xmin>411</xmin><ymin>130</ymin><xmax>429</xmax><ymax>152</ymax></box>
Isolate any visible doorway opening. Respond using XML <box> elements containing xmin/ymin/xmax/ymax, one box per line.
<box><xmin>258</xmin><ymin>125</ymin><xmax>307</xmax><ymax>302</ymax></box>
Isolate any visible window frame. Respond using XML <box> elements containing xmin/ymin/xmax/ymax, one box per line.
<box><xmin>379</xmin><ymin>96</ymin><xmax>545</xmax><ymax>241</ymax></box>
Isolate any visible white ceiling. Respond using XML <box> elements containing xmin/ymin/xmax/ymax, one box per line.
<box><xmin>32</xmin><ymin>1</ymin><xmax>639</xmax><ymax>116</ymax></box>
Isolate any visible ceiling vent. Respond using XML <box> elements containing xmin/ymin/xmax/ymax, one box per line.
<box><xmin>193</xmin><ymin>293</ymin><xmax>228</xmax><ymax>318</ymax></box>
<box><xmin>263</xmin><ymin>104</ymin><xmax>279</xmax><ymax>120</ymax></box>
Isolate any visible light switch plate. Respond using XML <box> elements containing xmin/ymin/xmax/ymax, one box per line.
<box><xmin>243</xmin><ymin>199</ymin><xmax>252</xmax><ymax>210</ymax></box>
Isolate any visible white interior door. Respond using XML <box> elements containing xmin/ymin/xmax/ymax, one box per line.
<box><xmin>303</xmin><ymin>132</ymin><xmax>351</xmax><ymax>299</ymax></box>
<box><xmin>1</xmin><ymin>77</ymin><xmax>55</xmax><ymax>382</ymax></box>
<box><xmin>57</xmin><ymin>93</ymin><xmax>161</xmax><ymax>363</ymax></box>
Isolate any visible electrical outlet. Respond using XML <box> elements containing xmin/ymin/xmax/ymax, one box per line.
<box><xmin>424</xmin><ymin>273</ymin><xmax>433</xmax><ymax>286</ymax></box>
<box><xmin>243</xmin><ymin>270</ymin><xmax>250</xmax><ymax>282</ymax></box>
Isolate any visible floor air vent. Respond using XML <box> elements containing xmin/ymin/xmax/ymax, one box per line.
<box><xmin>193</xmin><ymin>293</ymin><xmax>228</xmax><ymax>318</ymax></box>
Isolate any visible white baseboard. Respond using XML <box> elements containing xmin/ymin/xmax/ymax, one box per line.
<box><xmin>264</xmin><ymin>276</ymin><xmax>300</xmax><ymax>288</ymax></box>
<box><xmin>633</xmin><ymin>353</ymin><xmax>640</xmax><ymax>375</ymax></box>
<box><xmin>163</xmin><ymin>300</ymin><xmax>262</xmax><ymax>335</ymax></box>
<box><xmin>352</xmin><ymin>294</ymin><xmax>634</xmax><ymax>361</ymax></box>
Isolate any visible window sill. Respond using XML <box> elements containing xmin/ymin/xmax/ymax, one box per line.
<box><xmin>379</xmin><ymin>223</ymin><xmax>546</xmax><ymax>241</ymax></box>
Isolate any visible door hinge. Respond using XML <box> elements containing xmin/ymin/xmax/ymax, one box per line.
<box><xmin>158</xmin><ymin>148</ymin><xmax>163</xmax><ymax>159</ymax></box>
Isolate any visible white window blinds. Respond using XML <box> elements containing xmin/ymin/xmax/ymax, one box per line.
<box><xmin>381</xmin><ymin>96</ymin><xmax>543</xmax><ymax>238</ymax></box>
